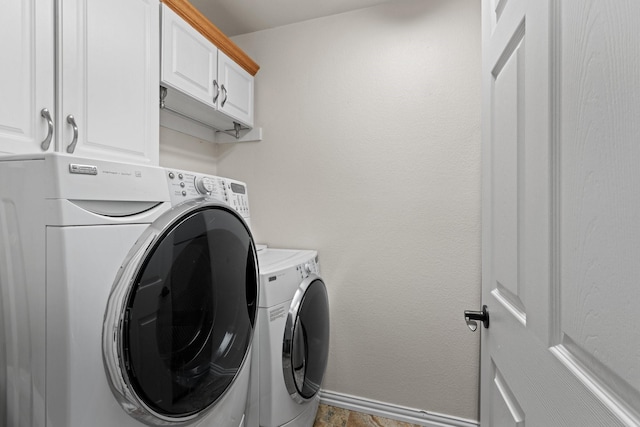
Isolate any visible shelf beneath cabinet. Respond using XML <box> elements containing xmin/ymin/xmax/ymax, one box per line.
<box><xmin>216</xmin><ymin>127</ymin><xmax>263</xmax><ymax>144</ymax></box>
<box><xmin>160</xmin><ymin>109</ymin><xmax>262</xmax><ymax>144</ymax></box>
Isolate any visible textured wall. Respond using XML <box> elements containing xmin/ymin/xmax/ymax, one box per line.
<box><xmin>182</xmin><ymin>0</ymin><xmax>481</xmax><ymax>421</ymax></box>
<box><xmin>159</xmin><ymin>126</ymin><xmax>218</xmax><ymax>175</ymax></box>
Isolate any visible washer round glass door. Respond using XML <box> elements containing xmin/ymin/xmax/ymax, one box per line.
<box><xmin>103</xmin><ymin>200</ymin><xmax>258</xmax><ymax>425</ymax></box>
<box><xmin>282</xmin><ymin>274</ymin><xmax>330</xmax><ymax>403</ymax></box>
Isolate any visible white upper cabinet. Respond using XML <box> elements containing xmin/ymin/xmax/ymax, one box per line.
<box><xmin>59</xmin><ymin>0</ymin><xmax>159</xmax><ymax>164</ymax></box>
<box><xmin>160</xmin><ymin>3</ymin><xmax>255</xmax><ymax>138</ymax></box>
<box><xmin>218</xmin><ymin>50</ymin><xmax>254</xmax><ymax>127</ymax></box>
<box><xmin>0</xmin><ymin>0</ymin><xmax>55</xmax><ymax>155</ymax></box>
<box><xmin>0</xmin><ymin>0</ymin><xmax>159</xmax><ymax>165</ymax></box>
<box><xmin>161</xmin><ymin>5</ymin><xmax>219</xmax><ymax>108</ymax></box>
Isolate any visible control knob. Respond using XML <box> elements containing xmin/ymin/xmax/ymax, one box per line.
<box><xmin>195</xmin><ymin>176</ymin><xmax>215</xmax><ymax>195</ymax></box>
<box><xmin>304</xmin><ymin>263</ymin><xmax>313</xmax><ymax>274</ymax></box>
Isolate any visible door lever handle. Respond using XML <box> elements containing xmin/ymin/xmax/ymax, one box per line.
<box><xmin>464</xmin><ymin>305</ymin><xmax>489</xmax><ymax>332</ymax></box>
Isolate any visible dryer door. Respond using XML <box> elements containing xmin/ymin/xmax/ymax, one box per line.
<box><xmin>282</xmin><ymin>274</ymin><xmax>330</xmax><ymax>403</ymax></box>
<box><xmin>103</xmin><ymin>200</ymin><xmax>258</xmax><ymax>426</ymax></box>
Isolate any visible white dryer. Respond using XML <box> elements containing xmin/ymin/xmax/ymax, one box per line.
<box><xmin>0</xmin><ymin>154</ymin><xmax>258</xmax><ymax>427</ymax></box>
<box><xmin>256</xmin><ymin>248</ymin><xmax>330</xmax><ymax>427</ymax></box>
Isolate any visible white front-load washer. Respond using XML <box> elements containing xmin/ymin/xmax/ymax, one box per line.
<box><xmin>0</xmin><ymin>154</ymin><xmax>258</xmax><ymax>427</ymax></box>
<box><xmin>256</xmin><ymin>248</ymin><xmax>330</xmax><ymax>427</ymax></box>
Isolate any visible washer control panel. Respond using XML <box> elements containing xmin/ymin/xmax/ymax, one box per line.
<box><xmin>165</xmin><ymin>168</ymin><xmax>250</xmax><ymax>222</ymax></box>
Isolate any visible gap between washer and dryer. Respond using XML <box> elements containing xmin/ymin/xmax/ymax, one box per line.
<box><xmin>313</xmin><ymin>405</ymin><xmax>422</xmax><ymax>427</ymax></box>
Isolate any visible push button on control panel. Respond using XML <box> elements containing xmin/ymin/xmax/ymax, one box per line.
<box><xmin>167</xmin><ymin>170</ymin><xmax>200</xmax><ymax>200</ymax></box>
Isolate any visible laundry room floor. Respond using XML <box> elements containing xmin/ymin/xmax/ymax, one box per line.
<box><xmin>313</xmin><ymin>404</ymin><xmax>422</xmax><ymax>427</ymax></box>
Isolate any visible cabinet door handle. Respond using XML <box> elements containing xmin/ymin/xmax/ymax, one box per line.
<box><xmin>221</xmin><ymin>84</ymin><xmax>228</xmax><ymax>107</ymax></box>
<box><xmin>213</xmin><ymin>80</ymin><xmax>220</xmax><ymax>103</ymax></box>
<box><xmin>40</xmin><ymin>108</ymin><xmax>54</xmax><ymax>151</ymax></box>
<box><xmin>66</xmin><ymin>115</ymin><xmax>78</xmax><ymax>154</ymax></box>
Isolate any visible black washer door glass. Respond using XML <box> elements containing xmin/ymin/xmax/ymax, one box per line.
<box><xmin>290</xmin><ymin>279</ymin><xmax>330</xmax><ymax>399</ymax></box>
<box><xmin>124</xmin><ymin>207</ymin><xmax>257</xmax><ymax>418</ymax></box>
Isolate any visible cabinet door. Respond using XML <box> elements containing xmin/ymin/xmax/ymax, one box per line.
<box><xmin>59</xmin><ymin>0</ymin><xmax>159</xmax><ymax>165</ymax></box>
<box><xmin>161</xmin><ymin>4</ymin><xmax>219</xmax><ymax>109</ymax></box>
<box><xmin>0</xmin><ymin>0</ymin><xmax>55</xmax><ymax>155</ymax></box>
<box><xmin>218</xmin><ymin>50</ymin><xmax>254</xmax><ymax>127</ymax></box>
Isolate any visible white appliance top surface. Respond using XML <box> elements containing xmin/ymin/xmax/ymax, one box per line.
<box><xmin>257</xmin><ymin>248</ymin><xmax>319</xmax><ymax>308</ymax></box>
<box><xmin>0</xmin><ymin>153</ymin><xmax>172</xmax><ymax>221</ymax></box>
<box><xmin>258</xmin><ymin>248</ymin><xmax>317</xmax><ymax>275</ymax></box>
<box><xmin>26</xmin><ymin>153</ymin><xmax>170</xmax><ymax>202</ymax></box>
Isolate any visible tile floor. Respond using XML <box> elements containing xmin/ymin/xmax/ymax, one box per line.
<box><xmin>313</xmin><ymin>404</ymin><xmax>422</xmax><ymax>427</ymax></box>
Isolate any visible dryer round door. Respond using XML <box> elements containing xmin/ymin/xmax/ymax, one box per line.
<box><xmin>103</xmin><ymin>199</ymin><xmax>258</xmax><ymax>426</ymax></box>
<box><xmin>282</xmin><ymin>274</ymin><xmax>330</xmax><ymax>403</ymax></box>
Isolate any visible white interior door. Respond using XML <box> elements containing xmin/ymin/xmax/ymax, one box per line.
<box><xmin>481</xmin><ymin>0</ymin><xmax>640</xmax><ymax>425</ymax></box>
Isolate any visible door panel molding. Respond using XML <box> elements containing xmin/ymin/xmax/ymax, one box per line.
<box><xmin>490</xmin><ymin>22</ymin><xmax>527</xmax><ymax>326</ymax></box>
<box><xmin>551</xmin><ymin>341</ymin><xmax>640</xmax><ymax>425</ymax></box>
<box><xmin>491</xmin><ymin>361</ymin><xmax>525</xmax><ymax>427</ymax></box>
<box><xmin>548</xmin><ymin>0</ymin><xmax>563</xmax><ymax>348</ymax></box>
<box><xmin>490</xmin><ymin>20</ymin><xmax>525</xmax><ymax>79</ymax></box>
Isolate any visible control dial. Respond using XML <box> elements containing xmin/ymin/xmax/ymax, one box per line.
<box><xmin>195</xmin><ymin>177</ymin><xmax>215</xmax><ymax>195</ymax></box>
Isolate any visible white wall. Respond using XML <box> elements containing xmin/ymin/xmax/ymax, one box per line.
<box><xmin>157</xmin><ymin>0</ymin><xmax>482</xmax><ymax>421</ymax></box>
<box><xmin>159</xmin><ymin>126</ymin><xmax>218</xmax><ymax>174</ymax></box>
<box><xmin>212</xmin><ymin>0</ymin><xmax>483</xmax><ymax>421</ymax></box>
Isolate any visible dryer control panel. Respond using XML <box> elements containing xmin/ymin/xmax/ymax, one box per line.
<box><xmin>296</xmin><ymin>256</ymin><xmax>320</xmax><ymax>279</ymax></box>
<box><xmin>164</xmin><ymin>168</ymin><xmax>250</xmax><ymax>223</ymax></box>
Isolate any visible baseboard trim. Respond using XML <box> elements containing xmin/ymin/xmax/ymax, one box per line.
<box><xmin>319</xmin><ymin>390</ymin><xmax>479</xmax><ymax>427</ymax></box>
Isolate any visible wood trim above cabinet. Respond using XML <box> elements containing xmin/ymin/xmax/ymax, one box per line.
<box><xmin>161</xmin><ymin>0</ymin><xmax>260</xmax><ymax>76</ymax></box>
